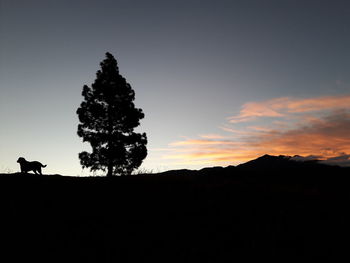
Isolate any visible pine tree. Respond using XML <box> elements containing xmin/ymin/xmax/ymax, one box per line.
<box><xmin>77</xmin><ymin>52</ymin><xmax>147</xmax><ymax>176</ymax></box>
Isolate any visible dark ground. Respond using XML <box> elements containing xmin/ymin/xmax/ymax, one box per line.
<box><xmin>0</xmin><ymin>158</ymin><xmax>349</xmax><ymax>262</ymax></box>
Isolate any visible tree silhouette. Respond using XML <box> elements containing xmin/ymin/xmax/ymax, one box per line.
<box><xmin>77</xmin><ymin>52</ymin><xmax>147</xmax><ymax>176</ymax></box>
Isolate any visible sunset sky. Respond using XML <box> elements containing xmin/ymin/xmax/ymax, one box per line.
<box><xmin>1</xmin><ymin>0</ymin><xmax>349</xmax><ymax>175</ymax></box>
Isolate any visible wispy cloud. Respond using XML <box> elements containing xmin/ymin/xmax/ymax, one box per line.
<box><xmin>228</xmin><ymin>95</ymin><xmax>350</xmax><ymax>123</ymax></box>
<box><xmin>163</xmin><ymin>95</ymin><xmax>350</xmax><ymax>168</ymax></box>
<box><xmin>199</xmin><ymin>134</ymin><xmax>226</xmax><ymax>140</ymax></box>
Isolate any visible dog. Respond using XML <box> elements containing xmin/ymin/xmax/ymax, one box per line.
<box><xmin>17</xmin><ymin>157</ymin><xmax>47</xmax><ymax>175</ymax></box>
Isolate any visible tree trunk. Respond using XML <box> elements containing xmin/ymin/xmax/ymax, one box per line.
<box><xmin>107</xmin><ymin>105</ymin><xmax>113</xmax><ymax>177</ymax></box>
<box><xmin>107</xmin><ymin>163</ymin><xmax>113</xmax><ymax>177</ymax></box>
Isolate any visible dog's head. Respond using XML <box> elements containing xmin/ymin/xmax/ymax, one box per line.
<box><xmin>17</xmin><ymin>157</ymin><xmax>26</xmax><ymax>164</ymax></box>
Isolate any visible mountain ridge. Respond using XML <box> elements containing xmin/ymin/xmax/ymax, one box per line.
<box><xmin>1</xmin><ymin>154</ymin><xmax>348</xmax><ymax>178</ymax></box>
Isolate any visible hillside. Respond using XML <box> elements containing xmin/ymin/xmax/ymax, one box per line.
<box><xmin>1</xmin><ymin>156</ymin><xmax>350</xmax><ymax>262</ymax></box>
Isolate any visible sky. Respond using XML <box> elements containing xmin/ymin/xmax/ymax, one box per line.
<box><xmin>1</xmin><ymin>0</ymin><xmax>349</xmax><ymax>175</ymax></box>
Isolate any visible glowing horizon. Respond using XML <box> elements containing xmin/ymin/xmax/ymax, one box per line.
<box><xmin>162</xmin><ymin>95</ymin><xmax>350</xmax><ymax>168</ymax></box>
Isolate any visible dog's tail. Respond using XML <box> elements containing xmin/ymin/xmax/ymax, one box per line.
<box><xmin>42</xmin><ymin>164</ymin><xmax>47</xmax><ymax>168</ymax></box>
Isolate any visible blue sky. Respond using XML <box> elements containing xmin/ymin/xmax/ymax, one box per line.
<box><xmin>1</xmin><ymin>0</ymin><xmax>349</xmax><ymax>175</ymax></box>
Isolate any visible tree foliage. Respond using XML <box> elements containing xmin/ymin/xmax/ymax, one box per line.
<box><xmin>77</xmin><ymin>52</ymin><xmax>147</xmax><ymax>176</ymax></box>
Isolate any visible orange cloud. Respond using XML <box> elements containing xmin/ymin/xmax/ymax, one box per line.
<box><xmin>286</xmin><ymin>96</ymin><xmax>350</xmax><ymax>113</ymax></box>
<box><xmin>229</xmin><ymin>95</ymin><xmax>350</xmax><ymax>123</ymax></box>
<box><xmin>252</xmin><ymin>113</ymin><xmax>350</xmax><ymax>158</ymax></box>
<box><xmin>163</xmin><ymin>95</ymin><xmax>350</xmax><ymax>168</ymax></box>
<box><xmin>228</xmin><ymin>97</ymin><xmax>287</xmax><ymax>123</ymax></box>
<box><xmin>199</xmin><ymin>134</ymin><xmax>226</xmax><ymax>139</ymax></box>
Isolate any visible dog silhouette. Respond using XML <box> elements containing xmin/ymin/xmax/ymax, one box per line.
<box><xmin>17</xmin><ymin>157</ymin><xmax>47</xmax><ymax>175</ymax></box>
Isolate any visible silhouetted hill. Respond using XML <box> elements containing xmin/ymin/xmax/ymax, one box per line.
<box><xmin>1</xmin><ymin>158</ymin><xmax>350</xmax><ymax>262</ymax></box>
<box><xmin>237</xmin><ymin>154</ymin><xmax>333</xmax><ymax>171</ymax></box>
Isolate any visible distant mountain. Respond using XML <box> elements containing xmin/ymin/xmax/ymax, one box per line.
<box><xmin>236</xmin><ymin>154</ymin><xmax>336</xmax><ymax>172</ymax></box>
<box><xmin>150</xmin><ymin>154</ymin><xmax>345</xmax><ymax>177</ymax></box>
